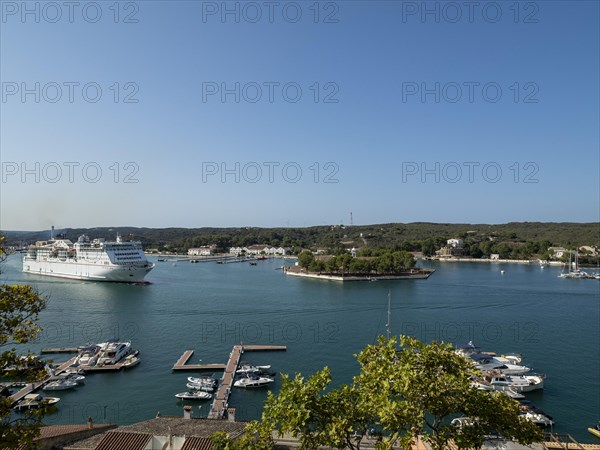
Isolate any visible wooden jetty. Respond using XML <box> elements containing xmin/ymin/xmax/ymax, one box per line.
<box><xmin>9</xmin><ymin>356</ymin><xmax>78</xmax><ymax>405</ymax></box>
<box><xmin>207</xmin><ymin>344</ymin><xmax>287</xmax><ymax>420</ymax></box>
<box><xmin>41</xmin><ymin>347</ymin><xmax>80</xmax><ymax>354</ymax></box>
<box><xmin>171</xmin><ymin>350</ymin><xmax>226</xmax><ymax>371</ymax></box>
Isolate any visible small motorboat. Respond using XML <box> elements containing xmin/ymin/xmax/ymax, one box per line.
<box><xmin>175</xmin><ymin>391</ymin><xmax>212</xmax><ymax>400</ymax></box>
<box><xmin>476</xmin><ymin>371</ymin><xmax>544</xmax><ymax>393</ymax></box>
<box><xmin>75</xmin><ymin>345</ymin><xmax>100</xmax><ymax>367</ymax></box>
<box><xmin>43</xmin><ymin>379</ymin><xmax>77</xmax><ymax>391</ymax></box>
<box><xmin>187</xmin><ymin>376</ymin><xmax>217</xmax><ymax>387</ymax></box>
<box><xmin>122</xmin><ymin>353</ymin><xmax>141</xmax><ymax>369</ymax></box>
<box><xmin>470</xmin><ymin>353</ymin><xmax>531</xmax><ymax>375</ymax></box>
<box><xmin>238</xmin><ymin>363</ymin><xmax>271</xmax><ymax>370</ymax></box>
<box><xmin>451</xmin><ymin>417</ymin><xmax>476</xmax><ymax>428</ymax></box>
<box><xmin>60</xmin><ymin>374</ymin><xmax>85</xmax><ymax>384</ymax></box>
<box><xmin>236</xmin><ymin>365</ymin><xmax>275</xmax><ymax>377</ymax></box>
<box><xmin>517</xmin><ymin>401</ymin><xmax>554</xmax><ymax>427</ymax></box>
<box><xmin>14</xmin><ymin>394</ymin><xmax>60</xmax><ymax>411</ymax></box>
<box><xmin>186</xmin><ymin>382</ymin><xmax>214</xmax><ymax>392</ymax></box>
<box><xmin>233</xmin><ymin>376</ymin><xmax>274</xmax><ymax>388</ymax></box>
<box><xmin>587</xmin><ymin>422</ymin><xmax>600</xmax><ymax>438</ymax></box>
<box><xmin>521</xmin><ymin>411</ymin><xmax>554</xmax><ymax>427</ymax></box>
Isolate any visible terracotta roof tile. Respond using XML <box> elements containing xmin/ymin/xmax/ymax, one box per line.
<box><xmin>181</xmin><ymin>437</ymin><xmax>214</xmax><ymax>450</ymax></box>
<box><xmin>95</xmin><ymin>431</ymin><xmax>151</xmax><ymax>450</ymax></box>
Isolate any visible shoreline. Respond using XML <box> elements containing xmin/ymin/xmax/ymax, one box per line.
<box><xmin>283</xmin><ymin>267</ymin><xmax>435</xmax><ymax>282</ymax></box>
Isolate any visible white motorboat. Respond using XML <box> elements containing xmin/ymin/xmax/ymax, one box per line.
<box><xmin>43</xmin><ymin>379</ymin><xmax>78</xmax><ymax>391</ymax></box>
<box><xmin>57</xmin><ymin>373</ymin><xmax>85</xmax><ymax>384</ymax></box>
<box><xmin>186</xmin><ymin>382</ymin><xmax>214</xmax><ymax>392</ymax></box>
<box><xmin>470</xmin><ymin>354</ymin><xmax>530</xmax><ymax>375</ymax></box>
<box><xmin>451</xmin><ymin>417</ymin><xmax>476</xmax><ymax>428</ymax></box>
<box><xmin>122</xmin><ymin>355</ymin><xmax>140</xmax><ymax>369</ymax></box>
<box><xmin>75</xmin><ymin>345</ymin><xmax>100</xmax><ymax>366</ymax></box>
<box><xmin>14</xmin><ymin>393</ymin><xmax>60</xmax><ymax>411</ymax></box>
<box><xmin>518</xmin><ymin>402</ymin><xmax>554</xmax><ymax>427</ymax></box>
<box><xmin>175</xmin><ymin>391</ymin><xmax>212</xmax><ymax>400</ymax></box>
<box><xmin>187</xmin><ymin>376</ymin><xmax>217</xmax><ymax>387</ymax></box>
<box><xmin>238</xmin><ymin>363</ymin><xmax>271</xmax><ymax>371</ymax></box>
<box><xmin>522</xmin><ymin>411</ymin><xmax>554</xmax><ymax>427</ymax></box>
<box><xmin>476</xmin><ymin>372</ymin><xmax>544</xmax><ymax>393</ymax></box>
<box><xmin>456</xmin><ymin>343</ymin><xmax>522</xmax><ymax>365</ymax></box>
<box><xmin>96</xmin><ymin>340</ymin><xmax>132</xmax><ymax>366</ymax></box>
<box><xmin>233</xmin><ymin>376</ymin><xmax>274</xmax><ymax>388</ymax></box>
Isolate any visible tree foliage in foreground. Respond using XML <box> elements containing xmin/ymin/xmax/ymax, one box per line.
<box><xmin>0</xmin><ymin>237</ymin><xmax>50</xmax><ymax>449</ymax></box>
<box><xmin>212</xmin><ymin>336</ymin><xmax>543</xmax><ymax>450</ymax></box>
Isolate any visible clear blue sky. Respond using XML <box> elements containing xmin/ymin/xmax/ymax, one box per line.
<box><xmin>1</xmin><ymin>1</ymin><xmax>598</xmax><ymax>230</ymax></box>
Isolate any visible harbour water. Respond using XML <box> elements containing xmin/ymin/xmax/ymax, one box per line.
<box><xmin>2</xmin><ymin>255</ymin><xmax>599</xmax><ymax>441</ymax></box>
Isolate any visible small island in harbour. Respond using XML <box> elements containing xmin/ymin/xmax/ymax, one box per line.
<box><xmin>283</xmin><ymin>249</ymin><xmax>435</xmax><ymax>281</ymax></box>
<box><xmin>283</xmin><ymin>264</ymin><xmax>435</xmax><ymax>281</ymax></box>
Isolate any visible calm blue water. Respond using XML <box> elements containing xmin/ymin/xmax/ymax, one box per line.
<box><xmin>2</xmin><ymin>255</ymin><xmax>599</xmax><ymax>441</ymax></box>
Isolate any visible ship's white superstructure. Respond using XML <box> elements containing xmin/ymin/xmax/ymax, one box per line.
<box><xmin>23</xmin><ymin>233</ymin><xmax>154</xmax><ymax>282</ymax></box>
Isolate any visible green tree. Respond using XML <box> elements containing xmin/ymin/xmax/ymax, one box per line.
<box><xmin>217</xmin><ymin>336</ymin><xmax>543</xmax><ymax>450</ymax></box>
<box><xmin>297</xmin><ymin>250</ymin><xmax>314</xmax><ymax>269</ymax></box>
<box><xmin>0</xmin><ymin>238</ymin><xmax>50</xmax><ymax>448</ymax></box>
<box><xmin>356</xmin><ymin>336</ymin><xmax>543</xmax><ymax>450</ymax></box>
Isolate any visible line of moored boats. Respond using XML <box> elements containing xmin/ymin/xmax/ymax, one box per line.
<box><xmin>175</xmin><ymin>363</ymin><xmax>276</xmax><ymax>401</ymax></box>
<box><xmin>453</xmin><ymin>341</ymin><xmax>554</xmax><ymax>428</ymax></box>
<box><xmin>10</xmin><ymin>340</ymin><xmax>140</xmax><ymax>412</ymax></box>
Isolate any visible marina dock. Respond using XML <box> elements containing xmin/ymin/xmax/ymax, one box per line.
<box><xmin>41</xmin><ymin>347</ymin><xmax>80</xmax><ymax>354</ymax></box>
<box><xmin>172</xmin><ymin>345</ymin><xmax>287</xmax><ymax>419</ymax></box>
<box><xmin>208</xmin><ymin>344</ymin><xmax>287</xmax><ymax>420</ymax></box>
<box><xmin>9</xmin><ymin>356</ymin><xmax>78</xmax><ymax>405</ymax></box>
<box><xmin>171</xmin><ymin>350</ymin><xmax>227</xmax><ymax>371</ymax></box>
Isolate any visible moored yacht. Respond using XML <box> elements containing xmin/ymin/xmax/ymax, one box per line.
<box><xmin>96</xmin><ymin>340</ymin><xmax>132</xmax><ymax>366</ymax></box>
<box><xmin>470</xmin><ymin>354</ymin><xmax>531</xmax><ymax>375</ymax></box>
<box><xmin>14</xmin><ymin>393</ymin><xmax>60</xmax><ymax>411</ymax></box>
<box><xmin>175</xmin><ymin>391</ymin><xmax>212</xmax><ymax>400</ymax></box>
<box><xmin>474</xmin><ymin>371</ymin><xmax>544</xmax><ymax>393</ymax></box>
<box><xmin>233</xmin><ymin>374</ymin><xmax>274</xmax><ymax>388</ymax></box>
<box><xmin>43</xmin><ymin>379</ymin><xmax>78</xmax><ymax>391</ymax></box>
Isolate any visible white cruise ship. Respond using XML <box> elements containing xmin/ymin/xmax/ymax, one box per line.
<box><xmin>23</xmin><ymin>233</ymin><xmax>154</xmax><ymax>282</ymax></box>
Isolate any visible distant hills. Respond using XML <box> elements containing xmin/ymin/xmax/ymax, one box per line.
<box><xmin>3</xmin><ymin>222</ymin><xmax>599</xmax><ymax>251</ymax></box>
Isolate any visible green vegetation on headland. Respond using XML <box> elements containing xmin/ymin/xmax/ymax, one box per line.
<box><xmin>4</xmin><ymin>222</ymin><xmax>599</xmax><ymax>264</ymax></box>
<box><xmin>297</xmin><ymin>249</ymin><xmax>416</xmax><ymax>276</ymax></box>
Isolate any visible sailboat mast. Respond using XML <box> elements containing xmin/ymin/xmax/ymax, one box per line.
<box><xmin>386</xmin><ymin>289</ymin><xmax>391</xmax><ymax>340</ymax></box>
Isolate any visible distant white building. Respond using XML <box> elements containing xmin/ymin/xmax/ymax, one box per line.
<box><xmin>548</xmin><ymin>247</ymin><xmax>568</xmax><ymax>259</ymax></box>
<box><xmin>490</xmin><ymin>254</ymin><xmax>500</xmax><ymax>260</ymax></box>
<box><xmin>229</xmin><ymin>246</ymin><xmax>246</xmax><ymax>255</ymax></box>
<box><xmin>578</xmin><ymin>245</ymin><xmax>598</xmax><ymax>256</ymax></box>
<box><xmin>265</xmin><ymin>247</ymin><xmax>289</xmax><ymax>256</ymax></box>
<box><xmin>188</xmin><ymin>245</ymin><xmax>216</xmax><ymax>256</ymax></box>
<box><xmin>447</xmin><ymin>238</ymin><xmax>464</xmax><ymax>248</ymax></box>
<box><xmin>246</xmin><ymin>245</ymin><xmax>270</xmax><ymax>255</ymax></box>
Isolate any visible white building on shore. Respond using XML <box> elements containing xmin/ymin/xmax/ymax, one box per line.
<box><xmin>229</xmin><ymin>245</ymin><xmax>289</xmax><ymax>256</ymax></box>
<box><xmin>188</xmin><ymin>245</ymin><xmax>216</xmax><ymax>256</ymax></box>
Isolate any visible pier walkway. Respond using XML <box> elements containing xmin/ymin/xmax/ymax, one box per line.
<box><xmin>9</xmin><ymin>356</ymin><xmax>78</xmax><ymax>405</ymax></box>
<box><xmin>171</xmin><ymin>350</ymin><xmax>226</xmax><ymax>371</ymax></box>
<box><xmin>172</xmin><ymin>345</ymin><xmax>287</xmax><ymax>420</ymax></box>
<box><xmin>208</xmin><ymin>344</ymin><xmax>287</xmax><ymax>420</ymax></box>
